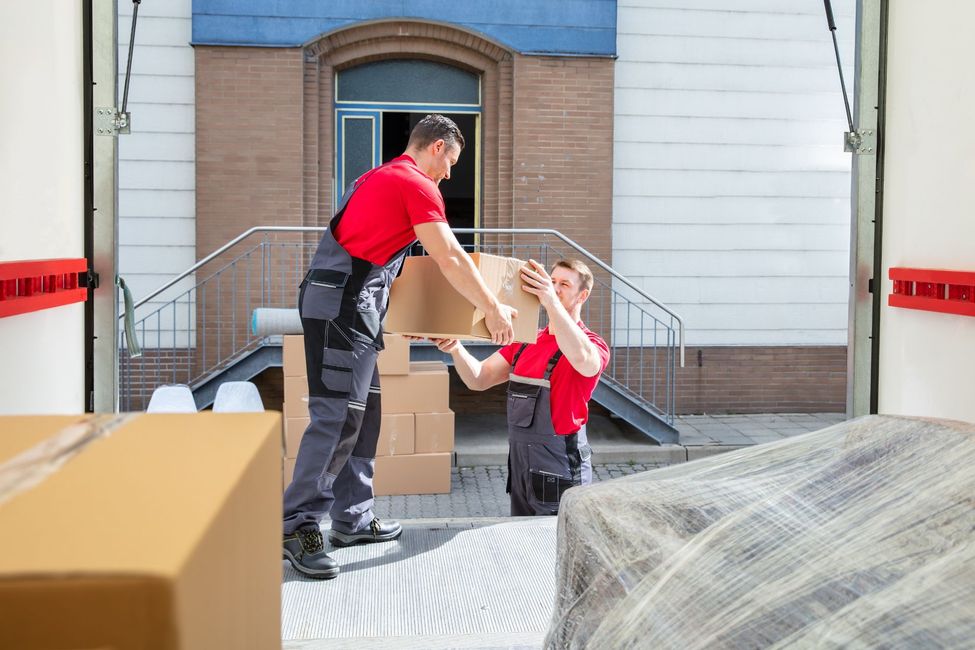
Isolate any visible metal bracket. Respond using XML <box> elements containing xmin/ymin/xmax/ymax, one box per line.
<box><xmin>844</xmin><ymin>129</ymin><xmax>876</xmax><ymax>154</ymax></box>
<box><xmin>95</xmin><ymin>107</ymin><xmax>131</xmax><ymax>136</ymax></box>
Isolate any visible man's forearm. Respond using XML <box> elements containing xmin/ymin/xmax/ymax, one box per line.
<box><xmin>546</xmin><ymin>301</ymin><xmax>602</xmax><ymax>377</ymax></box>
<box><xmin>434</xmin><ymin>252</ymin><xmax>501</xmax><ymax>317</ymax></box>
<box><xmin>450</xmin><ymin>344</ymin><xmax>487</xmax><ymax>390</ymax></box>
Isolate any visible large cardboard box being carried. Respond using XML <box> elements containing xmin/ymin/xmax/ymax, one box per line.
<box><xmin>0</xmin><ymin>413</ymin><xmax>282</xmax><ymax>650</ymax></box>
<box><xmin>385</xmin><ymin>253</ymin><xmax>540</xmax><ymax>343</ymax></box>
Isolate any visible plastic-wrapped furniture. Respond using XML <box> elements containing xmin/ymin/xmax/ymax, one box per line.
<box><xmin>547</xmin><ymin>415</ymin><xmax>975</xmax><ymax>649</ymax></box>
<box><xmin>145</xmin><ymin>384</ymin><xmax>197</xmax><ymax>413</ymax></box>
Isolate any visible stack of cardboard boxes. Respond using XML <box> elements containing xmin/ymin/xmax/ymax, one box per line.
<box><xmin>281</xmin><ymin>334</ymin><xmax>454</xmax><ymax>495</ymax></box>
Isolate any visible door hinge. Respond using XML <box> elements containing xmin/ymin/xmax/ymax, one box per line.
<box><xmin>95</xmin><ymin>107</ymin><xmax>131</xmax><ymax>136</ymax></box>
<box><xmin>844</xmin><ymin>129</ymin><xmax>876</xmax><ymax>154</ymax></box>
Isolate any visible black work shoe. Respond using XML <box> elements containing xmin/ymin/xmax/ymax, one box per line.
<box><xmin>328</xmin><ymin>517</ymin><xmax>403</xmax><ymax>547</ymax></box>
<box><xmin>283</xmin><ymin>526</ymin><xmax>339</xmax><ymax>579</ymax></box>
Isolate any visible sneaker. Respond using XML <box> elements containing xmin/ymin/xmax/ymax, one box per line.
<box><xmin>328</xmin><ymin>517</ymin><xmax>403</xmax><ymax>547</ymax></box>
<box><xmin>283</xmin><ymin>526</ymin><xmax>340</xmax><ymax>579</ymax></box>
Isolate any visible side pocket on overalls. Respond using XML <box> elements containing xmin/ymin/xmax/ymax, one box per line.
<box><xmin>528</xmin><ymin>443</ymin><xmax>578</xmax><ymax>506</ymax></box>
<box><xmin>300</xmin><ymin>270</ymin><xmax>349</xmax><ymax>321</ymax></box>
<box><xmin>321</xmin><ymin>348</ymin><xmax>354</xmax><ymax>395</ymax></box>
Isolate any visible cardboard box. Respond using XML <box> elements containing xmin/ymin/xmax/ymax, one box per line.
<box><xmin>377</xmin><ymin>332</ymin><xmax>410</xmax><ymax>375</ymax></box>
<box><xmin>381</xmin><ymin>361</ymin><xmax>450</xmax><ymax>414</ymax></box>
<box><xmin>283</xmin><ymin>334</ymin><xmax>306</xmax><ymax>377</ymax></box>
<box><xmin>0</xmin><ymin>413</ymin><xmax>282</xmax><ymax>650</ymax></box>
<box><xmin>415</xmin><ymin>410</ymin><xmax>455</xmax><ymax>453</ymax></box>
<box><xmin>284</xmin><ymin>416</ymin><xmax>309</xmax><ymax>457</ymax></box>
<box><xmin>376</xmin><ymin>413</ymin><xmax>415</xmax><ymax>456</ymax></box>
<box><xmin>283</xmin><ymin>375</ymin><xmax>309</xmax><ymax>418</ymax></box>
<box><xmin>385</xmin><ymin>253</ymin><xmax>540</xmax><ymax>343</ymax></box>
<box><xmin>283</xmin><ymin>457</ymin><xmax>297</xmax><ymax>491</ymax></box>
<box><xmin>373</xmin><ymin>452</ymin><xmax>452</xmax><ymax>496</ymax></box>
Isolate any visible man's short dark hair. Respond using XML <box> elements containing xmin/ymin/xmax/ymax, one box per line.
<box><xmin>408</xmin><ymin>114</ymin><xmax>465</xmax><ymax>151</ymax></box>
<box><xmin>555</xmin><ymin>259</ymin><xmax>594</xmax><ymax>292</ymax></box>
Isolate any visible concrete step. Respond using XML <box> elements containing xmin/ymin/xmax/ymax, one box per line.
<box><xmin>454</xmin><ymin>413</ymin><xmax>684</xmax><ymax>466</ymax></box>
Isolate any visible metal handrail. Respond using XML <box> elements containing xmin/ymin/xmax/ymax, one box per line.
<box><xmin>126</xmin><ymin>226</ymin><xmax>685</xmax><ymax>366</ymax></box>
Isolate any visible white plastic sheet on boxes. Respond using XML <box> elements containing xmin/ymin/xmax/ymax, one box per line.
<box><xmin>547</xmin><ymin>415</ymin><xmax>975</xmax><ymax>648</ymax></box>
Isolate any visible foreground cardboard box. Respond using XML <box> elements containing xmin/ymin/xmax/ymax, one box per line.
<box><xmin>381</xmin><ymin>362</ymin><xmax>450</xmax><ymax>414</ymax></box>
<box><xmin>283</xmin><ymin>334</ymin><xmax>306</xmax><ymax>377</ymax></box>
<box><xmin>376</xmin><ymin>413</ymin><xmax>415</xmax><ymax>456</ymax></box>
<box><xmin>0</xmin><ymin>413</ymin><xmax>282</xmax><ymax>650</ymax></box>
<box><xmin>374</xmin><ymin>452</ymin><xmax>452</xmax><ymax>496</ymax></box>
<box><xmin>386</xmin><ymin>253</ymin><xmax>540</xmax><ymax>343</ymax></box>
<box><xmin>415</xmin><ymin>410</ymin><xmax>455</xmax><ymax>453</ymax></box>
<box><xmin>377</xmin><ymin>333</ymin><xmax>410</xmax><ymax>375</ymax></box>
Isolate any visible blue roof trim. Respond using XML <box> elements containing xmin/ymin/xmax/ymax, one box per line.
<box><xmin>191</xmin><ymin>0</ymin><xmax>617</xmax><ymax>57</ymax></box>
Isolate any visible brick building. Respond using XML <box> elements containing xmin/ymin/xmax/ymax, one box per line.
<box><xmin>119</xmin><ymin>1</ymin><xmax>854</xmax><ymax>415</ymax></box>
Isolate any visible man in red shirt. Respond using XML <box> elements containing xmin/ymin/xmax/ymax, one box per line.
<box><xmin>283</xmin><ymin>115</ymin><xmax>518</xmax><ymax>579</ymax></box>
<box><xmin>436</xmin><ymin>259</ymin><xmax>610</xmax><ymax>516</ymax></box>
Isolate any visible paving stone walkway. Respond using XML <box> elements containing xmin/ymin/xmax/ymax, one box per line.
<box><xmin>376</xmin><ymin>413</ymin><xmax>848</xmax><ymax>520</ymax></box>
<box><xmin>375</xmin><ymin>462</ymin><xmax>661</xmax><ymax>520</ymax></box>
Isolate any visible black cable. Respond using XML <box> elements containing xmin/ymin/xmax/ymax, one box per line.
<box><xmin>120</xmin><ymin>0</ymin><xmax>141</xmax><ymax>117</ymax></box>
<box><xmin>823</xmin><ymin>0</ymin><xmax>854</xmax><ymax>134</ymax></box>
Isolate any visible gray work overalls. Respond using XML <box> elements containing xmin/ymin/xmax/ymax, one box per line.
<box><xmin>506</xmin><ymin>345</ymin><xmax>593</xmax><ymax>516</ymax></box>
<box><xmin>283</xmin><ymin>162</ymin><xmax>414</xmax><ymax>536</ymax></box>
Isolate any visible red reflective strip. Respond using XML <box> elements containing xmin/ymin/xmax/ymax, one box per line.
<box><xmin>0</xmin><ymin>258</ymin><xmax>88</xmax><ymax>318</ymax></box>
<box><xmin>888</xmin><ymin>267</ymin><xmax>975</xmax><ymax>317</ymax></box>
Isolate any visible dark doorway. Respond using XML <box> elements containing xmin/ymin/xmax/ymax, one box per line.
<box><xmin>382</xmin><ymin>112</ymin><xmax>477</xmax><ymax>249</ymax></box>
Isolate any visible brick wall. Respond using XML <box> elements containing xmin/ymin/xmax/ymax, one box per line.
<box><xmin>674</xmin><ymin>346</ymin><xmax>847</xmax><ymax>414</ymax></box>
<box><xmin>119</xmin><ymin>348</ymin><xmax>196</xmax><ymax>411</ymax></box>
<box><xmin>512</xmin><ymin>57</ymin><xmax>614</xmax><ymax>267</ymax></box>
<box><xmin>195</xmin><ymin>47</ymin><xmax>305</xmax><ymax>256</ymax></box>
<box><xmin>444</xmin><ymin>345</ymin><xmax>846</xmax><ymax>418</ymax></box>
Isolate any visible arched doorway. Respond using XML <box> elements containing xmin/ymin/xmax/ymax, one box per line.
<box><xmin>335</xmin><ymin>59</ymin><xmax>480</xmax><ymax>247</ymax></box>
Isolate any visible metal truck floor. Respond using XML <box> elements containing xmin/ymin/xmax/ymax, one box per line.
<box><xmin>282</xmin><ymin>517</ymin><xmax>556</xmax><ymax>649</ymax></box>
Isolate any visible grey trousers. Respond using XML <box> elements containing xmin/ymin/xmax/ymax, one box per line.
<box><xmin>283</xmin><ymin>319</ymin><xmax>382</xmax><ymax>535</ymax></box>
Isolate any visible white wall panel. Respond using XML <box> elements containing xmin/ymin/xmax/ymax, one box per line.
<box><xmin>613</xmin><ymin>250</ymin><xmax>848</xmax><ymax>277</ymax></box>
<box><xmin>616</xmin><ymin>62</ymin><xmax>845</xmax><ymax>94</ymax></box>
<box><xmin>119</xmin><ymin>160</ymin><xmax>195</xmax><ymax>191</ymax></box>
<box><xmin>615</xmin><ymin>169</ymin><xmax>850</xmax><ymax>198</ymax></box>
<box><xmin>616</xmin><ymin>115</ymin><xmax>842</xmax><ymax>146</ymax></box>
<box><xmin>613</xmin><ymin>1</ymin><xmax>854</xmax><ymax>346</ymax></box>
<box><xmin>117</xmin><ymin>74</ymin><xmax>195</xmax><ymax>105</ymax></box>
<box><xmin>121</xmin><ymin>102</ymin><xmax>194</xmax><ymax>133</ymax></box>
<box><xmin>613</xmin><ymin>223</ymin><xmax>849</xmax><ymax>252</ymax></box>
<box><xmin>120</xmin><ymin>217</ymin><xmax>196</xmax><ymax>246</ymax></box>
<box><xmin>613</xmin><ymin>196</ymin><xmax>849</xmax><ymax>225</ymax></box>
<box><xmin>117</xmin><ymin>2</ymin><xmax>195</xmax><ymax>350</ymax></box>
<box><xmin>616</xmin><ymin>88</ymin><xmax>846</xmax><ymax>120</ymax></box>
<box><xmin>615</xmin><ymin>142</ymin><xmax>846</xmax><ymax>172</ymax></box>
<box><xmin>120</xmin><ymin>189</ymin><xmax>195</xmax><ymax>217</ymax></box>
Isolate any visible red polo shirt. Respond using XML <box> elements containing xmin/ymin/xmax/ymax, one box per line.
<box><xmin>499</xmin><ymin>324</ymin><xmax>610</xmax><ymax>435</ymax></box>
<box><xmin>332</xmin><ymin>155</ymin><xmax>447</xmax><ymax>265</ymax></box>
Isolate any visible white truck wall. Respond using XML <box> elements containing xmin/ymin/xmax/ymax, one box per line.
<box><xmin>0</xmin><ymin>2</ymin><xmax>85</xmax><ymax>414</ymax></box>
<box><xmin>877</xmin><ymin>2</ymin><xmax>975</xmax><ymax>422</ymax></box>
